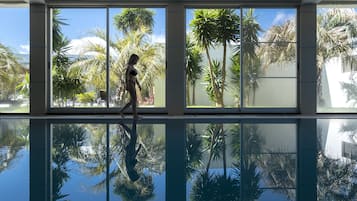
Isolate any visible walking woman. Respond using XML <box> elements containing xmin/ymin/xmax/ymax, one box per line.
<box><xmin>120</xmin><ymin>54</ymin><xmax>141</xmax><ymax>119</ymax></box>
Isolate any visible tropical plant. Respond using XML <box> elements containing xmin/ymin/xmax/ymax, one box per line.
<box><xmin>0</xmin><ymin>119</ymin><xmax>28</xmax><ymax>173</ymax></box>
<box><xmin>74</xmin><ymin>8</ymin><xmax>164</xmax><ymax>106</ymax></box>
<box><xmin>0</xmin><ymin>43</ymin><xmax>27</xmax><ymax>102</ymax></box>
<box><xmin>51</xmin><ymin>124</ymin><xmax>87</xmax><ymax>201</ymax></box>
<box><xmin>52</xmin><ymin>8</ymin><xmax>68</xmax><ymax>53</ymax></box>
<box><xmin>191</xmin><ymin>9</ymin><xmax>240</xmax><ymax>107</ymax></box>
<box><xmin>52</xmin><ymin>9</ymin><xmax>85</xmax><ymax>107</ymax></box>
<box><xmin>186</xmin><ymin>35</ymin><xmax>203</xmax><ymax>105</ymax></box>
<box><xmin>259</xmin><ymin>8</ymin><xmax>357</xmax><ymax>104</ymax></box>
<box><xmin>230</xmin><ymin>54</ymin><xmax>241</xmax><ymax>106</ymax></box>
<box><xmin>114</xmin><ymin>8</ymin><xmax>154</xmax><ymax>35</ymax></box>
<box><xmin>190</xmin><ymin>172</ymin><xmax>240</xmax><ymax>201</ymax></box>
<box><xmin>186</xmin><ymin>124</ymin><xmax>203</xmax><ymax>179</ymax></box>
<box><xmin>240</xmin><ymin>9</ymin><xmax>262</xmax><ymax>106</ymax></box>
<box><xmin>204</xmin><ymin>60</ymin><xmax>223</xmax><ymax>103</ymax></box>
<box><xmin>16</xmin><ymin>72</ymin><xmax>29</xmax><ymax>98</ymax></box>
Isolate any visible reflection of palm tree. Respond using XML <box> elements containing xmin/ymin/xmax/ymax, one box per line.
<box><xmin>51</xmin><ymin>124</ymin><xmax>86</xmax><ymax>201</ymax></box>
<box><xmin>0</xmin><ymin>119</ymin><xmax>28</xmax><ymax>173</ymax></box>
<box><xmin>317</xmin><ymin>151</ymin><xmax>357</xmax><ymax>200</ymax></box>
<box><xmin>241</xmin><ymin>162</ymin><xmax>263</xmax><ymax>201</ymax></box>
<box><xmin>190</xmin><ymin>171</ymin><xmax>240</xmax><ymax>201</ymax></box>
<box><xmin>317</xmin><ymin>122</ymin><xmax>357</xmax><ymax>200</ymax></box>
<box><xmin>204</xmin><ymin>124</ymin><xmax>225</xmax><ymax>175</ymax></box>
<box><xmin>186</xmin><ymin>124</ymin><xmax>203</xmax><ymax>179</ymax></box>
<box><xmin>111</xmin><ymin>122</ymin><xmax>158</xmax><ymax>201</ymax></box>
<box><xmin>241</xmin><ymin>124</ymin><xmax>264</xmax><ymax>200</ymax></box>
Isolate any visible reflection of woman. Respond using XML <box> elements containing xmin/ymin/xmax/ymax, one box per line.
<box><xmin>121</xmin><ymin>120</ymin><xmax>142</xmax><ymax>181</ymax></box>
<box><xmin>120</xmin><ymin>54</ymin><xmax>142</xmax><ymax>119</ymax></box>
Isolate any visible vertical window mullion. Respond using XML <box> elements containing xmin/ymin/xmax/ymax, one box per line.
<box><xmin>240</xmin><ymin>8</ymin><xmax>244</xmax><ymax>110</ymax></box>
<box><xmin>106</xmin><ymin>7</ymin><xmax>110</xmax><ymax>108</ymax></box>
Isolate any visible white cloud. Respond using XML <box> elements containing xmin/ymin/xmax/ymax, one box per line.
<box><xmin>150</xmin><ymin>34</ymin><xmax>165</xmax><ymax>44</ymax></box>
<box><xmin>272</xmin><ymin>13</ymin><xmax>295</xmax><ymax>25</ymax></box>
<box><xmin>19</xmin><ymin>44</ymin><xmax>29</xmax><ymax>54</ymax></box>
<box><xmin>66</xmin><ymin>36</ymin><xmax>106</xmax><ymax>56</ymax></box>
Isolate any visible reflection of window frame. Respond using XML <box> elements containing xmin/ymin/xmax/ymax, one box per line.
<box><xmin>342</xmin><ymin>141</ymin><xmax>357</xmax><ymax>160</ymax></box>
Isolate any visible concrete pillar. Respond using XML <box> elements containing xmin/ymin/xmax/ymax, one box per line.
<box><xmin>30</xmin><ymin>4</ymin><xmax>48</xmax><ymax>115</ymax></box>
<box><xmin>299</xmin><ymin>4</ymin><xmax>317</xmax><ymax>114</ymax></box>
<box><xmin>166</xmin><ymin>119</ymin><xmax>186</xmax><ymax>201</ymax></box>
<box><xmin>30</xmin><ymin>119</ymin><xmax>50</xmax><ymax>201</ymax></box>
<box><xmin>297</xmin><ymin>119</ymin><xmax>317</xmax><ymax>200</ymax></box>
<box><xmin>167</xmin><ymin>3</ymin><xmax>185</xmax><ymax>115</ymax></box>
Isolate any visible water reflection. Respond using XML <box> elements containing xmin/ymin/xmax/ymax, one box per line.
<box><xmin>317</xmin><ymin>119</ymin><xmax>357</xmax><ymax>200</ymax></box>
<box><xmin>0</xmin><ymin>119</ymin><xmax>29</xmax><ymax>201</ymax></box>
<box><xmin>185</xmin><ymin>122</ymin><xmax>297</xmax><ymax>201</ymax></box>
<box><xmin>50</xmin><ymin>121</ymin><xmax>165</xmax><ymax>201</ymax></box>
<box><xmin>1</xmin><ymin>118</ymin><xmax>357</xmax><ymax>200</ymax></box>
<box><xmin>109</xmin><ymin>121</ymin><xmax>165</xmax><ymax>201</ymax></box>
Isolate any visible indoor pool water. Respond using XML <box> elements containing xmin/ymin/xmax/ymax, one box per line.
<box><xmin>0</xmin><ymin>118</ymin><xmax>355</xmax><ymax>201</ymax></box>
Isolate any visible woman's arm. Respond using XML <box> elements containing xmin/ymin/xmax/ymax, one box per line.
<box><xmin>136</xmin><ymin>79</ymin><xmax>141</xmax><ymax>91</ymax></box>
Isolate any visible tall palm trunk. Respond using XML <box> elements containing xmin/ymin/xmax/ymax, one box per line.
<box><xmin>192</xmin><ymin>80</ymin><xmax>196</xmax><ymax>105</ymax></box>
<box><xmin>186</xmin><ymin>82</ymin><xmax>191</xmax><ymax>105</ymax></box>
<box><xmin>221</xmin><ymin>42</ymin><xmax>227</xmax><ymax>107</ymax></box>
<box><xmin>205</xmin><ymin>46</ymin><xmax>223</xmax><ymax>107</ymax></box>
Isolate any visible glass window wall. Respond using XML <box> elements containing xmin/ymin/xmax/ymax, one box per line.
<box><xmin>0</xmin><ymin>5</ymin><xmax>29</xmax><ymax>113</ymax></box>
<box><xmin>50</xmin><ymin>8</ymin><xmax>166</xmax><ymax>109</ymax></box>
<box><xmin>185</xmin><ymin>8</ymin><xmax>297</xmax><ymax>109</ymax></box>
<box><xmin>317</xmin><ymin>6</ymin><xmax>357</xmax><ymax>112</ymax></box>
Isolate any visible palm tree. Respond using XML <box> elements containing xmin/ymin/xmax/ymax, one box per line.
<box><xmin>74</xmin><ymin>27</ymin><xmax>164</xmax><ymax>106</ymax></box>
<box><xmin>259</xmin><ymin>9</ymin><xmax>357</xmax><ymax>104</ymax></box>
<box><xmin>0</xmin><ymin>43</ymin><xmax>26</xmax><ymax>102</ymax></box>
<box><xmin>52</xmin><ymin>9</ymin><xmax>85</xmax><ymax>107</ymax></box>
<box><xmin>186</xmin><ymin>124</ymin><xmax>203</xmax><ymax>179</ymax></box>
<box><xmin>186</xmin><ymin>34</ymin><xmax>203</xmax><ymax>106</ymax></box>
<box><xmin>191</xmin><ymin>9</ymin><xmax>221</xmax><ymax>107</ymax></box>
<box><xmin>215</xmin><ymin>9</ymin><xmax>240</xmax><ymax>105</ymax></box>
<box><xmin>0</xmin><ymin>119</ymin><xmax>28</xmax><ymax>173</ymax></box>
<box><xmin>52</xmin><ymin>9</ymin><xmax>68</xmax><ymax>53</ymax></box>
<box><xmin>241</xmin><ymin>9</ymin><xmax>262</xmax><ymax>106</ymax></box>
<box><xmin>114</xmin><ymin>8</ymin><xmax>154</xmax><ymax>35</ymax></box>
<box><xmin>51</xmin><ymin>124</ymin><xmax>86</xmax><ymax>201</ymax></box>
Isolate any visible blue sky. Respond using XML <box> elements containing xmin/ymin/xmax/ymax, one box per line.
<box><xmin>0</xmin><ymin>7</ymin><xmax>304</xmax><ymax>53</ymax></box>
<box><xmin>0</xmin><ymin>7</ymin><xmax>29</xmax><ymax>53</ymax></box>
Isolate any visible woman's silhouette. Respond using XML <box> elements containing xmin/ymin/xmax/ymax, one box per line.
<box><xmin>121</xmin><ymin>120</ymin><xmax>142</xmax><ymax>181</ymax></box>
<box><xmin>120</xmin><ymin>54</ymin><xmax>141</xmax><ymax>119</ymax></box>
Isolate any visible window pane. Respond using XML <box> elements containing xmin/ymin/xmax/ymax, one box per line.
<box><xmin>108</xmin><ymin>8</ymin><xmax>166</xmax><ymax>108</ymax></box>
<box><xmin>243</xmin><ymin>8</ymin><xmax>296</xmax><ymax>43</ymax></box>
<box><xmin>242</xmin><ymin>8</ymin><xmax>297</xmax><ymax>108</ymax></box>
<box><xmin>242</xmin><ymin>43</ymin><xmax>297</xmax><ymax>108</ymax></box>
<box><xmin>0</xmin><ymin>6</ymin><xmax>29</xmax><ymax>113</ymax></box>
<box><xmin>51</xmin><ymin>8</ymin><xmax>106</xmax><ymax>108</ymax></box>
<box><xmin>186</xmin><ymin>9</ymin><xmax>241</xmax><ymax>108</ymax></box>
<box><xmin>317</xmin><ymin>7</ymin><xmax>357</xmax><ymax>112</ymax></box>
